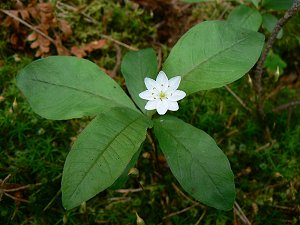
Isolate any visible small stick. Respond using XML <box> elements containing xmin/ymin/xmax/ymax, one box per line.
<box><xmin>254</xmin><ymin>0</ymin><xmax>300</xmax><ymax>115</ymax></box>
<box><xmin>1</xmin><ymin>174</ymin><xmax>11</xmax><ymax>185</ymax></box>
<box><xmin>108</xmin><ymin>197</ymin><xmax>131</xmax><ymax>202</ymax></box>
<box><xmin>255</xmin><ymin>141</ymin><xmax>275</xmax><ymax>152</ymax></box>
<box><xmin>0</xmin><ymin>9</ymin><xmax>56</xmax><ymax>44</ymax></box>
<box><xmin>171</xmin><ymin>183</ymin><xmax>205</xmax><ymax>209</ymax></box>
<box><xmin>225</xmin><ymin>85</ymin><xmax>252</xmax><ymax>112</ymax></box>
<box><xmin>43</xmin><ymin>190</ymin><xmax>61</xmax><ymax>211</ymax></box>
<box><xmin>4</xmin><ymin>192</ymin><xmax>30</xmax><ymax>203</ymax></box>
<box><xmin>100</xmin><ymin>34</ymin><xmax>138</xmax><ymax>51</ymax></box>
<box><xmin>172</xmin><ymin>182</ymin><xmax>193</xmax><ymax>202</ymax></box>
<box><xmin>272</xmin><ymin>100</ymin><xmax>300</xmax><ymax>112</ymax></box>
<box><xmin>4</xmin><ymin>183</ymin><xmax>41</xmax><ymax>192</ymax></box>
<box><xmin>194</xmin><ymin>210</ymin><xmax>206</xmax><ymax>225</ymax></box>
<box><xmin>110</xmin><ymin>43</ymin><xmax>122</xmax><ymax>78</ymax></box>
<box><xmin>234</xmin><ymin>201</ymin><xmax>251</xmax><ymax>225</ymax></box>
<box><xmin>115</xmin><ymin>188</ymin><xmax>144</xmax><ymax>193</ymax></box>
<box><xmin>146</xmin><ymin>131</ymin><xmax>156</xmax><ymax>153</ymax></box>
<box><xmin>163</xmin><ymin>203</ymin><xmax>199</xmax><ymax>220</ymax></box>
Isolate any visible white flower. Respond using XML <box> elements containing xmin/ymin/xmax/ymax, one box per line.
<box><xmin>139</xmin><ymin>71</ymin><xmax>186</xmax><ymax>115</ymax></box>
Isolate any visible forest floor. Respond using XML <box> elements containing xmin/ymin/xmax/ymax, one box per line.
<box><xmin>0</xmin><ymin>0</ymin><xmax>299</xmax><ymax>224</ymax></box>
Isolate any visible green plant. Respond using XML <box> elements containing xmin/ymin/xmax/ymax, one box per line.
<box><xmin>16</xmin><ymin>19</ymin><xmax>264</xmax><ymax>212</ymax></box>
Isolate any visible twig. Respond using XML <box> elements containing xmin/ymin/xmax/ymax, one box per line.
<box><xmin>4</xmin><ymin>183</ymin><xmax>41</xmax><ymax>192</ymax></box>
<box><xmin>171</xmin><ymin>183</ymin><xmax>205</xmax><ymax>209</ymax></box>
<box><xmin>146</xmin><ymin>131</ymin><xmax>156</xmax><ymax>153</ymax></box>
<box><xmin>194</xmin><ymin>210</ymin><xmax>206</xmax><ymax>225</ymax></box>
<box><xmin>106</xmin><ymin>197</ymin><xmax>131</xmax><ymax>207</ymax></box>
<box><xmin>272</xmin><ymin>100</ymin><xmax>300</xmax><ymax>112</ymax></box>
<box><xmin>110</xmin><ymin>43</ymin><xmax>122</xmax><ymax>78</ymax></box>
<box><xmin>163</xmin><ymin>203</ymin><xmax>199</xmax><ymax>220</ymax></box>
<box><xmin>108</xmin><ymin>197</ymin><xmax>131</xmax><ymax>202</ymax></box>
<box><xmin>225</xmin><ymin>85</ymin><xmax>252</xmax><ymax>112</ymax></box>
<box><xmin>0</xmin><ymin>9</ymin><xmax>56</xmax><ymax>44</ymax></box>
<box><xmin>1</xmin><ymin>174</ymin><xmax>11</xmax><ymax>185</ymax></box>
<box><xmin>234</xmin><ymin>201</ymin><xmax>251</xmax><ymax>225</ymax></box>
<box><xmin>255</xmin><ymin>140</ymin><xmax>276</xmax><ymax>152</ymax></box>
<box><xmin>4</xmin><ymin>192</ymin><xmax>30</xmax><ymax>203</ymax></box>
<box><xmin>254</xmin><ymin>0</ymin><xmax>300</xmax><ymax>117</ymax></box>
<box><xmin>43</xmin><ymin>189</ymin><xmax>61</xmax><ymax>211</ymax></box>
<box><xmin>115</xmin><ymin>188</ymin><xmax>144</xmax><ymax>193</ymax></box>
<box><xmin>172</xmin><ymin>182</ymin><xmax>193</xmax><ymax>202</ymax></box>
<box><xmin>100</xmin><ymin>34</ymin><xmax>138</xmax><ymax>51</ymax></box>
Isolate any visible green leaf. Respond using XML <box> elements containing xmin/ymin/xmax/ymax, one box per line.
<box><xmin>121</xmin><ymin>48</ymin><xmax>157</xmax><ymax>113</ymax></box>
<box><xmin>227</xmin><ymin>5</ymin><xmax>262</xmax><ymax>31</ymax></box>
<box><xmin>154</xmin><ymin>116</ymin><xmax>235</xmax><ymax>210</ymax></box>
<box><xmin>262</xmin><ymin>0</ymin><xmax>294</xmax><ymax>10</ymax></box>
<box><xmin>109</xmin><ymin>145</ymin><xmax>143</xmax><ymax>190</ymax></box>
<box><xmin>62</xmin><ymin>107</ymin><xmax>151</xmax><ymax>209</ymax></box>
<box><xmin>262</xmin><ymin>13</ymin><xmax>283</xmax><ymax>39</ymax></box>
<box><xmin>163</xmin><ymin>21</ymin><xmax>265</xmax><ymax>95</ymax></box>
<box><xmin>16</xmin><ymin>56</ymin><xmax>137</xmax><ymax>120</ymax></box>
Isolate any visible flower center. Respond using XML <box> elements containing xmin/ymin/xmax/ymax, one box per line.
<box><xmin>159</xmin><ymin>91</ymin><xmax>167</xmax><ymax>100</ymax></box>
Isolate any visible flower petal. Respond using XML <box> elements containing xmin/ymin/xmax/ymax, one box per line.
<box><xmin>156</xmin><ymin>71</ymin><xmax>168</xmax><ymax>91</ymax></box>
<box><xmin>145</xmin><ymin>100</ymin><xmax>158</xmax><ymax>110</ymax></box>
<box><xmin>168</xmin><ymin>76</ymin><xmax>181</xmax><ymax>91</ymax></box>
<box><xmin>139</xmin><ymin>90</ymin><xmax>155</xmax><ymax>100</ymax></box>
<box><xmin>144</xmin><ymin>77</ymin><xmax>158</xmax><ymax>91</ymax></box>
<box><xmin>168</xmin><ymin>90</ymin><xmax>186</xmax><ymax>101</ymax></box>
<box><xmin>156</xmin><ymin>99</ymin><xmax>169</xmax><ymax>115</ymax></box>
<box><xmin>168</xmin><ymin>101</ymin><xmax>179</xmax><ymax>111</ymax></box>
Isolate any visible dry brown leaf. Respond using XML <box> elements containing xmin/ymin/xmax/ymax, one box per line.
<box><xmin>27</xmin><ymin>32</ymin><xmax>37</xmax><ymax>41</ymax></box>
<box><xmin>59</xmin><ymin>19</ymin><xmax>72</xmax><ymax>40</ymax></box>
<box><xmin>30</xmin><ymin>40</ymin><xmax>39</xmax><ymax>49</ymax></box>
<box><xmin>70</xmin><ymin>39</ymin><xmax>107</xmax><ymax>58</ymax></box>
<box><xmin>2</xmin><ymin>0</ymin><xmax>72</xmax><ymax>57</ymax></box>
<box><xmin>54</xmin><ymin>35</ymin><xmax>70</xmax><ymax>56</ymax></box>
<box><xmin>71</xmin><ymin>46</ymin><xmax>87</xmax><ymax>58</ymax></box>
<box><xmin>19</xmin><ymin>9</ymin><xmax>29</xmax><ymax>21</ymax></box>
<box><xmin>83</xmin><ymin>40</ymin><xmax>107</xmax><ymax>53</ymax></box>
<box><xmin>28</xmin><ymin>6</ymin><xmax>38</xmax><ymax>19</ymax></box>
<box><xmin>10</xmin><ymin>34</ymin><xmax>19</xmax><ymax>46</ymax></box>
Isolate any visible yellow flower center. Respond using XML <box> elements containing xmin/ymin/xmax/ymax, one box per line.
<box><xmin>159</xmin><ymin>92</ymin><xmax>167</xmax><ymax>100</ymax></box>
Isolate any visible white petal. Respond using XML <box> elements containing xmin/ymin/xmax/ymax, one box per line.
<box><xmin>139</xmin><ymin>90</ymin><xmax>155</xmax><ymax>100</ymax></box>
<box><xmin>156</xmin><ymin>71</ymin><xmax>168</xmax><ymax>90</ymax></box>
<box><xmin>168</xmin><ymin>76</ymin><xmax>181</xmax><ymax>91</ymax></box>
<box><xmin>145</xmin><ymin>100</ymin><xmax>158</xmax><ymax>110</ymax></box>
<box><xmin>144</xmin><ymin>77</ymin><xmax>157</xmax><ymax>91</ymax></box>
<box><xmin>156</xmin><ymin>100</ymin><xmax>169</xmax><ymax>115</ymax></box>
<box><xmin>168</xmin><ymin>101</ymin><xmax>179</xmax><ymax>111</ymax></box>
<box><xmin>168</xmin><ymin>90</ymin><xmax>186</xmax><ymax>101</ymax></box>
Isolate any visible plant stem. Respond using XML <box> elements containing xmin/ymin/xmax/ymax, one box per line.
<box><xmin>254</xmin><ymin>0</ymin><xmax>300</xmax><ymax>118</ymax></box>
